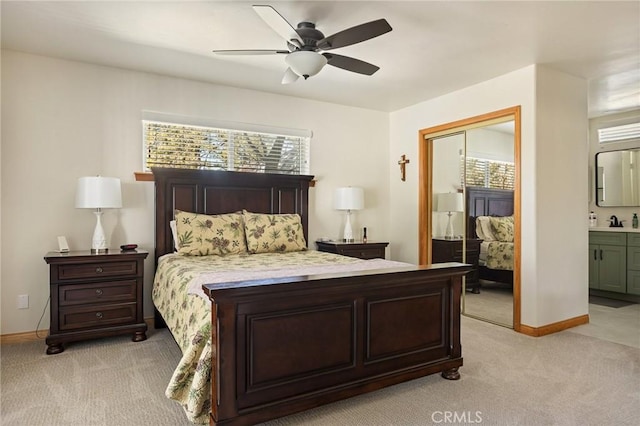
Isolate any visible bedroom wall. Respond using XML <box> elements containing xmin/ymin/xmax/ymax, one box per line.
<box><xmin>389</xmin><ymin>64</ymin><xmax>589</xmax><ymax>329</ymax></box>
<box><xmin>0</xmin><ymin>50</ymin><xmax>390</xmax><ymax>334</ymax></box>
<box><xmin>534</xmin><ymin>66</ymin><xmax>589</xmax><ymax>326</ymax></box>
<box><xmin>466</xmin><ymin>128</ymin><xmax>514</xmax><ymax>162</ymax></box>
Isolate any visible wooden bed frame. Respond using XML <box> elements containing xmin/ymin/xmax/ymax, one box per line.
<box><xmin>153</xmin><ymin>167</ymin><xmax>470</xmax><ymax>426</ymax></box>
<box><xmin>466</xmin><ymin>186</ymin><xmax>514</xmax><ymax>286</ymax></box>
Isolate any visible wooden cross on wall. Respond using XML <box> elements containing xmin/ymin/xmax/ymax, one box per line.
<box><xmin>398</xmin><ymin>154</ymin><xmax>410</xmax><ymax>181</ymax></box>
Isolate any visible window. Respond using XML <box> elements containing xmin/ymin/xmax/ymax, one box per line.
<box><xmin>461</xmin><ymin>156</ymin><xmax>515</xmax><ymax>190</ymax></box>
<box><xmin>598</xmin><ymin>122</ymin><xmax>640</xmax><ymax>144</ymax></box>
<box><xmin>142</xmin><ymin>115</ymin><xmax>311</xmax><ymax>175</ymax></box>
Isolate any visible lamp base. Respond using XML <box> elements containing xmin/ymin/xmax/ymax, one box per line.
<box><xmin>91</xmin><ymin>210</ymin><xmax>109</xmax><ymax>254</ymax></box>
<box><xmin>343</xmin><ymin>210</ymin><xmax>354</xmax><ymax>242</ymax></box>
<box><xmin>444</xmin><ymin>211</ymin><xmax>456</xmax><ymax>240</ymax></box>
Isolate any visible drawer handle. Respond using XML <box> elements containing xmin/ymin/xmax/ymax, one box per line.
<box><xmin>95</xmin><ymin>289</ymin><xmax>103</xmax><ymax>296</ymax></box>
<box><xmin>95</xmin><ymin>312</ymin><xmax>103</xmax><ymax>319</ymax></box>
<box><xmin>95</xmin><ymin>267</ymin><xmax>103</xmax><ymax>274</ymax></box>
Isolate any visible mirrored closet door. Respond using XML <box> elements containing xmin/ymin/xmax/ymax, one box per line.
<box><xmin>420</xmin><ymin>108</ymin><xmax>520</xmax><ymax>329</ymax></box>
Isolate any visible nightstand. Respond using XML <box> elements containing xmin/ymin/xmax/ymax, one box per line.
<box><xmin>316</xmin><ymin>241</ymin><xmax>389</xmax><ymax>259</ymax></box>
<box><xmin>432</xmin><ymin>238</ymin><xmax>482</xmax><ymax>293</ymax></box>
<box><xmin>43</xmin><ymin>250</ymin><xmax>148</xmax><ymax>355</ymax></box>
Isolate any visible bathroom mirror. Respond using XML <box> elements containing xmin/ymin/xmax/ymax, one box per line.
<box><xmin>595</xmin><ymin>149</ymin><xmax>640</xmax><ymax>207</ymax></box>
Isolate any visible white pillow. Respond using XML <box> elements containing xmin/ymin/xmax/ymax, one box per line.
<box><xmin>170</xmin><ymin>220</ymin><xmax>178</xmax><ymax>251</ymax></box>
<box><xmin>475</xmin><ymin>217</ymin><xmax>487</xmax><ymax>239</ymax></box>
<box><xmin>477</xmin><ymin>216</ymin><xmax>496</xmax><ymax>241</ymax></box>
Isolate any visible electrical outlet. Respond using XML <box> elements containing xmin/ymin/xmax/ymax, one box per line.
<box><xmin>18</xmin><ymin>294</ymin><xmax>29</xmax><ymax>309</ymax></box>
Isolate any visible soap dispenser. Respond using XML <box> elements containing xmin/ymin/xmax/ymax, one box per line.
<box><xmin>633</xmin><ymin>213</ymin><xmax>638</xmax><ymax>229</ymax></box>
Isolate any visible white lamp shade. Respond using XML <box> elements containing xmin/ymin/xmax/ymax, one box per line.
<box><xmin>437</xmin><ymin>192</ymin><xmax>464</xmax><ymax>212</ymax></box>
<box><xmin>334</xmin><ymin>187</ymin><xmax>364</xmax><ymax>211</ymax></box>
<box><xmin>285</xmin><ymin>51</ymin><xmax>328</xmax><ymax>78</ymax></box>
<box><xmin>75</xmin><ymin>177</ymin><xmax>122</xmax><ymax>209</ymax></box>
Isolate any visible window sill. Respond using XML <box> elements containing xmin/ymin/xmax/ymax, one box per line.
<box><xmin>134</xmin><ymin>171</ymin><xmax>315</xmax><ymax>186</ymax></box>
<box><xmin>134</xmin><ymin>172</ymin><xmax>154</xmax><ymax>182</ymax></box>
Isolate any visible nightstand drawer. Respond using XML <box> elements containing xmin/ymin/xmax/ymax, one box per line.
<box><xmin>59</xmin><ymin>280</ymin><xmax>137</xmax><ymax>306</ymax></box>
<box><xmin>59</xmin><ymin>303</ymin><xmax>137</xmax><ymax>331</ymax></box>
<box><xmin>432</xmin><ymin>238</ymin><xmax>482</xmax><ymax>289</ymax></box>
<box><xmin>340</xmin><ymin>247</ymin><xmax>385</xmax><ymax>259</ymax></box>
<box><xmin>316</xmin><ymin>241</ymin><xmax>388</xmax><ymax>260</ymax></box>
<box><xmin>58</xmin><ymin>261</ymin><xmax>138</xmax><ymax>280</ymax></box>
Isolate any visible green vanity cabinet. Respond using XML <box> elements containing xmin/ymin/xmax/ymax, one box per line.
<box><xmin>588</xmin><ymin>232</ymin><xmax>627</xmax><ymax>293</ymax></box>
<box><xmin>626</xmin><ymin>234</ymin><xmax>640</xmax><ymax>295</ymax></box>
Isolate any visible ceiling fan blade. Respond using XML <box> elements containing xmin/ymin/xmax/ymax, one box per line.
<box><xmin>281</xmin><ymin>67</ymin><xmax>300</xmax><ymax>84</ymax></box>
<box><xmin>212</xmin><ymin>49</ymin><xmax>289</xmax><ymax>55</ymax></box>
<box><xmin>323</xmin><ymin>53</ymin><xmax>380</xmax><ymax>75</ymax></box>
<box><xmin>317</xmin><ymin>19</ymin><xmax>392</xmax><ymax>51</ymax></box>
<box><xmin>253</xmin><ymin>5</ymin><xmax>304</xmax><ymax>45</ymax></box>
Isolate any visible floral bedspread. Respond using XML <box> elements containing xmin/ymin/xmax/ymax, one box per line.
<box><xmin>481</xmin><ymin>241</ymin><xmax>514</xmax><ymax>270</ymax></box>
<box><xmin>152</xmin><ymin>250</ymin><xmax>410</xmax><ymax>424</ymax></box>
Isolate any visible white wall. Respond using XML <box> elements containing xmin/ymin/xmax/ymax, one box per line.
<box><xmin>0</xmin><ymin>50</ymin><xmax>390</xmax><ymax>334</ymax></box>
<box><xmin>467</xmin><ymin>127</ymin><xmax>514</xmax><ymax>162</ymax></box>
<box><xmin>389</xmin><ymin>65</ymin><xmax>589</xmax><ymax>328</ymax></box>
<box><xmin>388</xmin><ymin>66</ymin><xmax>536</xmax><ymax>264</ymax></box>
<box><xmin>534</xmin><ymin>66</ymin><xmax>589</xmax><ymax>326</ymax></box>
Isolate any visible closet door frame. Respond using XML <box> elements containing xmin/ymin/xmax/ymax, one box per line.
<box><xmin>418</xmin><ymin>106</ymin><xmax>522</xmax><ymax>332</ymax></box>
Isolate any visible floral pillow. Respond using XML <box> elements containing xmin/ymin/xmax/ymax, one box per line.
<box><xmin>174</xmin><ymin>210</ymin><xmax>247</xmax><ymax>256</ymax></box>
<box><xmin>243</xmin><ymin>210</ymin><xmax>307</xmax><ymax>253</ymax></box>
<box><xmin>489</xmin><ymin>216</ymin><xmax>514</xmax><ymax>242</ymax></box>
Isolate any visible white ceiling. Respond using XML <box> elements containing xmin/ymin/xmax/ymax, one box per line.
<box><xmin>2</xmin><ymin>1</ymin><xmax>639</xmax><ymax>116</ymax></box>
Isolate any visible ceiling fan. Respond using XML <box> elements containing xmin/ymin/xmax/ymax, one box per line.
<box><xmin>212</xmin><ymin>5</ymin><xmax>392</xmax><ymax>84</ymax></box>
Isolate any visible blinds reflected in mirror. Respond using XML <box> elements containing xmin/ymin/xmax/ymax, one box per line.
<box><xmin>460</xmin><ymin>156</ymin><xmax>515</xmax><ymax>190</ymax></box>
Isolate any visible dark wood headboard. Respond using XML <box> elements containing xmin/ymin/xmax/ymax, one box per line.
<box><xmin>152</xmin><ymin>168</ymin><xmax>314</xmax><ymax>263</ymax></box>
<box><xmin>466</xmin><ymin>187</ymin><xmax>514</xmax><ymax>238</ymax></box>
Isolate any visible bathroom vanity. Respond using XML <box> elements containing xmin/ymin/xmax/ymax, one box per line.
<box><xmin>589</xmin><ymin>227</ymin><xmax>640</xmax><ymax>299</ymax></box>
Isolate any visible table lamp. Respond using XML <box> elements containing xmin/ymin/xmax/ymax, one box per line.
<box><xmin>76</xmin><ymin>176</ymin><xmax>122</xmax><ymax>253</ymax></box>
<box><xmin>437</xmin><ymin>192</ymin><xmax>464</xmax><ymax>239</ymax></box>
<box><xmin>334</xmin><ymin>187</ymin><xmax>364</xmax><ymax>242</ymax></box>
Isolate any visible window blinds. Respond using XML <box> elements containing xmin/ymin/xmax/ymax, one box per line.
<box><xmin>598</xmin><ymin>122</ymin><xmax>640</xmax><ymax>144</ymax></box>
<box><xmin>143</xmin><ymin>120</ymin><xmax>310</xmax><ymax>175</ymax></box>
<box><xmin>461</xmin><ymin>156</ymin><xmax>515</xmax><ymax>190</ymax></box>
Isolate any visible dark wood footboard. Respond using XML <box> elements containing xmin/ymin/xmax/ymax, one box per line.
<box><xmin>203</xmin><ymin>262</ymin><xmax>469</xmax><ymax>425</ymax></box>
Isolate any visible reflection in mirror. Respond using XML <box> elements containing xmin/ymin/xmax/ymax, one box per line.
<box><xmin>432</xmin><ymin>133</ymin><xmax>464</xmax><ymax>239</ymax></box>
<box><xmin>595</xmin><ymin>149</ymin><xmax>640</xmax><ymax>207</ymax></box>
<box><xmin>430</xmin><ymin>123</ymin><xmax>515</xmax><ymax>327</ymax></box>
<box><xmin>462</xmin><ymin>121</ymin><xmax>515</xmax><ymax>328</ymax></box>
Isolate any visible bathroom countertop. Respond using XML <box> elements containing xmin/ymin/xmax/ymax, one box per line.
<box><xmin>589</xmin><ymin>226</ymin><xmax>640</xmax><ymax>233</ymax></box>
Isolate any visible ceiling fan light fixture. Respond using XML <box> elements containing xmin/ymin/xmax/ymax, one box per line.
<box><xmin>285</xmin><ymin>51</ymin><xmax>328</xmax><ymax>79</ymax></box>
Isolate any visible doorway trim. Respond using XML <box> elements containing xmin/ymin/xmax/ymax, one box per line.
<box><xmin>418</xmin><ymin>106</ymin><xmax>522</xmax><ymax>332</ymax></box>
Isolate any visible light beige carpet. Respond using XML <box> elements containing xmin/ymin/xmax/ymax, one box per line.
<box><xmin>463</xmin><ymin>282</ymin><xmax>513</xmax><ymax>327</ymax></box>
<box><xmin>1</xmin><ymin>317</ymin><xmax>639</xmax><ymax>425</ymax></box>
